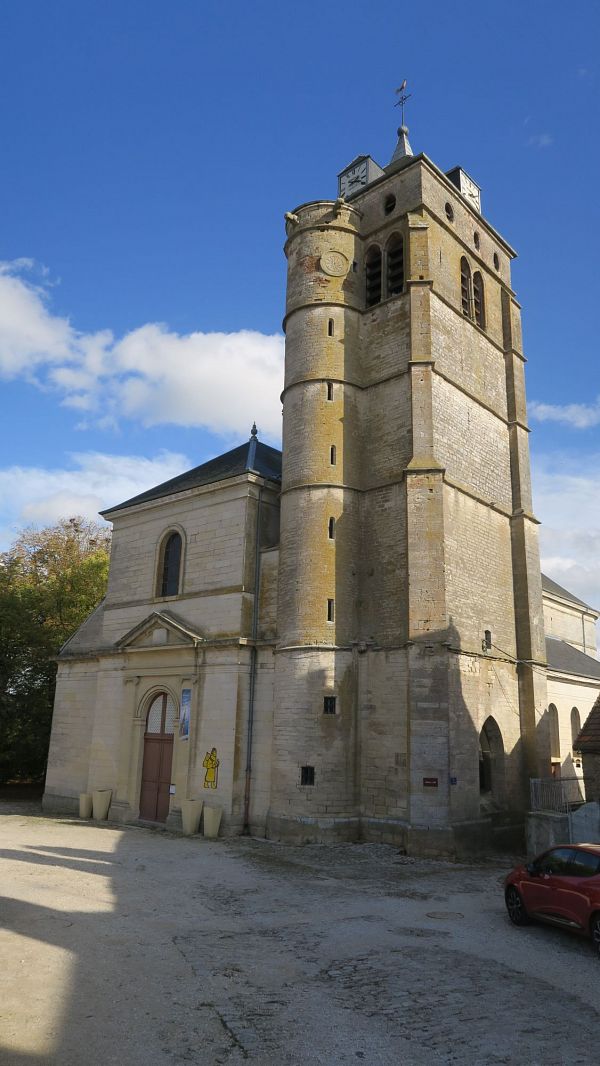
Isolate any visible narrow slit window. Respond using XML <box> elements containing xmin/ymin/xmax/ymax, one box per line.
<box><xmin>330</xmin><ymin>445</ymin><xmax>336</xmax><ymax>465</ymax></box>
<box><xmin>326</xmin><ymin>381</ymin><xmax>333</xmax><ymax>401</ymax></box>
<box><xmin>460</xmin><ymin>257</ymin><xmax>472</xmax><ymax>318</ymax></box>
<box><xmin>386</xmin><ymin>234</ymin><xmax>404</xmax><ymax>296</ymax></box>
<box><xmin>327</xmin><ymin>598</ymin><xmax>335</xmax><ymax>622</ymax></box>
<box><xmin>328</xmin><ymin>318</ymin><xmax>334</xmax><ymax>337</ymax></box>
<box><xmin>473</xmin><ymin>271</ymin><xmax>485</xmax><ymax>328</ymax></box>
<box><xmin>365</xmin><ymin>246</ymin><xmax>382</xmax><ymax>307</ymax></box>
<box><xmin>328</xmin><ymin>517</ymin><xmax>335</xmax><ymax>539</ymax></box>
<box><xmin>323</xmin><ymin>696</ymin><xmax>337</xmax><ymax>715</ymax></box>
<box><xmin>300</xmin><ymin>765</ymin><xmax>315</xmax><ymax>786</ymax></box>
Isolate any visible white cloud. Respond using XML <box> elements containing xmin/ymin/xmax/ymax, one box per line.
<box><xmin>0</xmin><ymin>450</ymin><xmax>189</xmax><ymax>549</ymax></box>
<box><xmin>527</xmin><ymin>133</ymin><xmax>553</xmax><ymax>149</ymax></box>
<box><xmin>533</xmin><ymin>452</ymin><xmax>600</xmax><ymax>609</ymax></box>
<box><xmin>0</xmin><ymin>259</ymin><xmax>284</xmax><ymax>439</ymax></box>
<box><xmin>530</xmin><ymin>397</ymin><xmax>600</xmax><ymax>430</ymax></box>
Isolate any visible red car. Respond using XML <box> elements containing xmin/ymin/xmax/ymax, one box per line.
<box><xmin>505</xmin><ymin>844</ymin><xmax>600</xmax><ymax>955</ymax></box>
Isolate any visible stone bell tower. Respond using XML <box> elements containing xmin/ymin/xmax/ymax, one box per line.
<box><xmin>268</xmin><ymin>116</ymin><xmax>550</xmax><ymax>854</ymax></box>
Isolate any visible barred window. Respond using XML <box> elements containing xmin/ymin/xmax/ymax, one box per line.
<box><xmin>386</xmin><ymin>234</ymin><xmax>404</xmax><ymax>296</ymax></box>
<box><xmin>300</xmin><ymin>766</ymin><xmax>315</xmax><ymax>786</ymax></box>
<box><xmin>323</xmin><ymin>696</ymin><xmax>337</xmax><ymax>715</ymax></box>
<box><xmin>460</xmin><ymin>257</ymin><xmax>472</xmax><ymax>318</ymax></box>
<box><xmin>365</xmin><ymin>246</ymin><xmax>382</xmax><ymax>307</ymax></box>
<box><xmin>146</xmin><ymin>693</ymin><xmax>176</xmax><ymax>735</ymax></box>
<box><xmin>473</xmin><ymin>271</ymin><xmax>485</xmax><ymax>328</ymax></box>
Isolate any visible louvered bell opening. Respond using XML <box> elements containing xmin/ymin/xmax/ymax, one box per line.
<box><xmin>365</xmin><ymin>248</ymin><xmax>382</xmax><ymax>307</ymax></box>
<box><xmin>387</xmin><ymin>238</ymin><xmax>404</xmax><ymax>295</ymax></box>
<box><xmin>460</xmin><ymin>258</ymin><xmax>471</xmax><ymax>317</ymax></box>
<box><xmin>473</xmin><ymin>272</ymin><xmax>485</xmax><ymax>328</ymax></box>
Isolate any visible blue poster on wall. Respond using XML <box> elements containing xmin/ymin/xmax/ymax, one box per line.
<box><xmin>179</xmin><ymin>688</ymin><xmax>191</xmax><ymax>740</ymax></box>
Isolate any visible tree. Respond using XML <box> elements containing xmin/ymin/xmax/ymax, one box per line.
<box><xmin>0</xmin><ymin>517</ymin><xmax>110</xmax><ymax>783</ymax></box>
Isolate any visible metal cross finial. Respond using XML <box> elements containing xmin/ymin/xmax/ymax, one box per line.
<box><xmin>394</xmin><ymin>79</ymin><xmax>412</xmax><ymax>127</ymax></box>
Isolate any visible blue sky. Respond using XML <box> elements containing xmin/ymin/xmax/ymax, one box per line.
<box><xmin>0</xmin><ymin>0</ymin><xmax>599</xmax><ymax>604</ymax></box>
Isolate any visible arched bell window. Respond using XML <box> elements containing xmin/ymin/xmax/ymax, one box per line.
<box><xmin>158</xmin><ymin>531</ymin><xmax>182</xmax><ymax>597</ymax></box>
<box><xmin>386</xmin><ymin>233</ymin><xmax>404</xmax><ymax>296</ymax></box>
<box><xmin>460</xmin><ymin>257</ymin><xmax>472</xmax><ymax>318</ymax></box>
<box><xmin>365</xmin><ymin>246</ymin><xmax>382</xmax><ymax>307</ymax></box>
<box><xmin>473</xmin><ymin>271</ymin><xmax>485</xmax><ymax>328</ymax></box>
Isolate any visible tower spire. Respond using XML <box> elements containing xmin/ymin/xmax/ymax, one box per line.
<box><xmin>390</xmin><ymin>80</ymin><xmax>414</xmax><ymax>164</ymax></box>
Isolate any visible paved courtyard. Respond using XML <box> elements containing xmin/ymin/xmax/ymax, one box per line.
<box><xmin>0</xmin><ymin>802</ymin><xmax>598</xmax><ymax>1065</ymax></box>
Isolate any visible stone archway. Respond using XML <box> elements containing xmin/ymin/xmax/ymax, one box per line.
<box><xmin>479</xmin><ymin>716</ymin><xmax>506</xmax><ymax>810</ymax></box>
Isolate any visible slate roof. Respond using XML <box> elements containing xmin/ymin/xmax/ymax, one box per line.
<box><xmin>575</xmin><ymin>694</ymin><xmax>600</xmax><ymax>754</ymax></box>
<box><xmin>541</xmin><ymin>573</ymin><xmax>597</xmax><ymax>614</ymax></box>
<box><xmin>101</xmin><ymin>437</ymin><xmax>282</xmax><ymax>516</ymax></box>
<box><xmin>546</xmin><ymin>636</ymin><xmax>600</xmax><ymax>680</ymax></box>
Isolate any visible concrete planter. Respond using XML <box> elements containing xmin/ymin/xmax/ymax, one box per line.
<box><xmin>203</xmin><ymin>805</ymin><xmax>222</xmax><ymax>839</ymax></box>
<box><xmin>79</xmin><ymin>793</ymin><xmax>93</xmax><ymax>819</ymax></box>
<box><xmin>92</xmin><ymin>789</ymin><xmax>112</xmax><ymax>821</ymax></box>
<box><xmin>180</xmin><ymin>799</ymin><xmax>203</xmax><ymax>836</ymax></box>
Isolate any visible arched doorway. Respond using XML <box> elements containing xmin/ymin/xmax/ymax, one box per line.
<box><xmin>479</xmin><ymin>716</ymin><xmax>505</xmax><ymax>809</ymax></box>
<box><xmin>139</xmin><ymin>692</ymin><xmax>175</xmax><ymax>822</ymax></box>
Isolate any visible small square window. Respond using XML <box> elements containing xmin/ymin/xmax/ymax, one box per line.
<box><xmin>300</xmin><ymin>765</ymin><xmax>315</xmax><ymax>786</ymax></box>
<box><xmin>323</xmin><ymin>696</ymin><xmax>336</xmax><ymax>715</ymax></box>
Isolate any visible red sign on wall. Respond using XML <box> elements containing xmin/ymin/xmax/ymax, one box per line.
<box><xmin>423</xmin><ymin>777</ymin><xmax>438</xmax><ymax>788</ymax></box>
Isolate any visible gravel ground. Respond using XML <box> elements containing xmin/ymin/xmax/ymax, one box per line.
<box><xmin>0</xmin><ymin>801</ymin><xmax>598</xmax><ymax>1065</ymax></box>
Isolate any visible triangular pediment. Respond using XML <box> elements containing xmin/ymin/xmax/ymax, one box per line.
<box><xmin>116</xmin><ymin>611</ymin><xmax>205</xmax><ymax>650</ymax></box>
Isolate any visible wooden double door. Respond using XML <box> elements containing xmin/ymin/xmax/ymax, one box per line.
<box><xmin>139</xmin><ymin>692</ymin><xmax>175</xmax><ymax>823</ymax></box>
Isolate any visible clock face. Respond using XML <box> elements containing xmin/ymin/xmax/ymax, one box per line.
<box><xmin>339</xmin><ymin>160</ymin><xmax>368</xmax><ymax>198</ymax></box>
<box><xmin>462</xmin><ymin>175</ymin><xmax>481</xmax><ymax>212</ymax></box>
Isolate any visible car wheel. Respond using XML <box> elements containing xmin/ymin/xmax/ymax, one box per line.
<box><xmin>590</xmin><ymin>913</ymin><xmax>600</xmax><ymax>957</ymax></box>
<box><xmin>505</xmin><ymin>885</ymin><xmax>529</xmax><ymax>926</ymax></box>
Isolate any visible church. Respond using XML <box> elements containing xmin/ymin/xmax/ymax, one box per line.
<box><xmin>43</xmin><ymin>120</ymin><xmax>600</xmax><ymax>855</ymax></box>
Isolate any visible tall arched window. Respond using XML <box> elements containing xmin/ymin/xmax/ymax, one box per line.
<box><xmin>386</xmin><ymin>234</ymin><xmax>404</xmax><ymax>296</ymax></box>
<box><xmin>549</xmin><ymin>704</ymin><xmax>561</xmax><ymax>775</ymax></box>
<box><xmin>460</xmin><ymin>257</ymin><xmax>472</xmax><ymax>318</ymax></box>
<box><xmin>473</xmin><ymin>271</ymin><xmax>485</xmax><ymax>328</ymax></box>
<box><xmin>571</xmin><ymin>707</ymin><xmax>581</xmax><ymax>750</ymax></box>
<box><xmin>365</xmin><ymin>246</ymin><xmax>382</xmax><ymax>307</ymax></box>
<box><xmin>159</xmin><ymin>531</ymin><xmax>182</xmax><ymax>597</ymax></box>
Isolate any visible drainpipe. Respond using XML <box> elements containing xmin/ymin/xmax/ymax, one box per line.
<box><xmin>243</xmin><ymin>485</ymin><xmax>262</xmax><ymax>833</ymax></box>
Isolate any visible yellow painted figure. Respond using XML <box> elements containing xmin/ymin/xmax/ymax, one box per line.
<box><xmin>203</xmin><ymin>747</ymin><xmax>219</xmax><ymax>789</ymax></box>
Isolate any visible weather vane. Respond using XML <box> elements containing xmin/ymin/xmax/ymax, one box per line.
<box><xmin>394</xmin><ymin>79</ymin><xmax>411</xmax><ymax>127</ymax></box>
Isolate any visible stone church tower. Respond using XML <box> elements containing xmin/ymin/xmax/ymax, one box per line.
<box><xmin>268</xmin><ymin>125</ymin><xmax>551</xmax><ymax>852</ymax></box>
<box><xmin>46</xmin><ymin>117</ymin><xmax>582</xmax><ymax>857</ymax></box>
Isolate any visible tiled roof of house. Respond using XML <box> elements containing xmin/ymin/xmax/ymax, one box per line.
<box><xmin>545</xmin><ymin>637</ymin><xmax>600</xmax><ymax>680</ymax></box>
<box><xmin>101</xmin><ymin>434</ymin><xmax>282</xmax><ymax>516</ymax></box>
<box><xmin>575</xmin><ymin>694</ymin><xmax>600</xmax><ymax>754</ymax></box>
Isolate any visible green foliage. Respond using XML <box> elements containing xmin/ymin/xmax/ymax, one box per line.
<box><xmin>0</xmin><ymin>518</ymin><xmax>110</xmax><ymax>783</ymax></box>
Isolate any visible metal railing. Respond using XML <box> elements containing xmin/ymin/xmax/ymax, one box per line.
<box><xmin>529</xmin><ymin>776</ymin><xmax>586</xmax><ymax>813</ymax></box>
